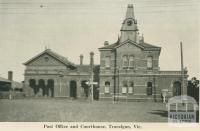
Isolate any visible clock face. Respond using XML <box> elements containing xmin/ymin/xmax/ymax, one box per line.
<box><xmin>127</xmin><ymin>20</ymin><xmax>133</xmax><ymax>26</ymax></box>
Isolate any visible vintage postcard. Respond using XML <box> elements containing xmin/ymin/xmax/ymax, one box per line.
<box><xmin>0</xmin><ymin>0</ymin><xmax>199</xmax><ymax>130</ymax></box>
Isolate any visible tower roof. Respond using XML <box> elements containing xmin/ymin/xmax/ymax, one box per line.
<box><xmin>125</xmin><ymin>4</ymin><xmax>135</xmax><ymax>19</ymax></box>
<box><xmin>121</xmin><ymin>4</ymin><xmax>137</xmax><ymax>31</ymax></box>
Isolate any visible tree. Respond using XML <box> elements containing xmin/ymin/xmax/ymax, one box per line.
<box><xmin>187</xmin><ymin>77</ymin><xmax>199</xmax><ymax>104</ymax></box>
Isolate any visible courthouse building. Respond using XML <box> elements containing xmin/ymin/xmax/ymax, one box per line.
<box><xmin>23</xmin><ymin>4</ymin><xmax>188</xmax><ymax>101</ymax></box>
<box><xmin>98</xmin><ymin>4</ymin><xmax>188</xmax><ymax>101</ymax></box>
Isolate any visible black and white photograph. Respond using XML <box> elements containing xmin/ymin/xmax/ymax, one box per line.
<box><xmin>0</xmin><ymin>0</ymin><xmax>199</xmax><ymax>130</ymax></box>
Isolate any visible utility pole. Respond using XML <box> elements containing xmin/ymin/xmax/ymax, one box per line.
<box><xmin>180</xmin><ymin>42</ymin><xmax>184</xmax><ymax>99</ymax></box>
<box><xmin>91</xmin><ymin>69</ymin><xmax>94</xmax><ymax>101</ymax></box>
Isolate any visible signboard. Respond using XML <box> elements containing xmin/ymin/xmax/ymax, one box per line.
<box><xmin>85</xmin><ymin>81</ymin><xmax>98</xmax><ymax>85</ymax></box>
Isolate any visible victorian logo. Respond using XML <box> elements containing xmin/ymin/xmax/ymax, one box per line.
<box><xmin>167</xmin><ymin>95</ymin><xmax>198</xmax><ymax>125</ymax></box>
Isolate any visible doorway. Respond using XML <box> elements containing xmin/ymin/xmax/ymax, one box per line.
<box><xmin>70</xmin><ymin>81</ymin><xmax>77</xmax><ymax>98</ymax></box>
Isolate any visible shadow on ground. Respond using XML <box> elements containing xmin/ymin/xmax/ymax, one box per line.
<box><xmin>148</xmin><ymin>110</ymin><xmax>168</xmax><ymax>118</ymax></box>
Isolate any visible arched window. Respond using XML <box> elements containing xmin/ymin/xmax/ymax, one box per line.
<box><xmin>147</xmin><ymin>56</ymin><xmax>153</xmax><ymax>69</ymax></box>
<box><xmin>129</xmin><ymin>56</ymin><xmax>134</xmax><ymax>68</ymax></box>
<box><xmin>123</xmin><ymin>56</ymin><xmax>128</xmax><ymax>68</ymax></box>
<box><xmin>105</xmin><ymin>81</ymin><xmax>110</xmax><ymax>93</ymax></box>
<box><xmin>128</xmin><ymin>81</ymin><xmax>134</xmax><ymax>94</ymax></box>
<box><xmin>147</xmin><ymin>82</ymin><xmax>153</xmax><ymax>95</ymax></box>
<box><xmin>122</xmin><ymin>81</ymin><xmax>128</xmax><ymax>94</ymax></box>
<box><xmin>105</xmin><ymin>56</ymin><xmax>110</xmax><ymax>68</ymax></box>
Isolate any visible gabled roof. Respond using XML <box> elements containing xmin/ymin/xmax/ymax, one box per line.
<box><xmin>115</xmin><ymin>39</ymin><xmax>145</xmax><ymax>49</ymax></box>
<box><xmin>99</xmin><ymin>39</ymin><xmax>161</xmax><ymax>51</ymax></box>
<box><xmin>24</xmin><ymin>49</ymin><xmax>76</xmax><ymax>68</ymax></box>
<box><xmin>0</xmin><ymin>77</ymin><xmax>10</xmax><ymax>82</ymax></box>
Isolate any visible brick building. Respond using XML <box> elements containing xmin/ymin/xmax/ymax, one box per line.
<box><xmin>23</xmin><ymin>4</ymin><xmax>188</xmax><ymax>101</ymax></box>
<box><xmin>23</xmin><ymin>49</ymin><xmax>99</xmax><ymax>99</ymax></box>
<box><xmin>98</xmin><ymin>4</ymin><xmax>188</xmax><ymax>101</ymax></box>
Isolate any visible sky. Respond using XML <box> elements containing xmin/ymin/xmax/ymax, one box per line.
<box><xmin>0</xmin><ymin>0</ymin><xmax>199</xmax><ymax>82</ymax></box>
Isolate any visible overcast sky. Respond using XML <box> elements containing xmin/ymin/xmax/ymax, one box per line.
<box><xmin>0</xmin><ymin>0</ymin><xmax>199</xmax><ymax>82</ymax></box>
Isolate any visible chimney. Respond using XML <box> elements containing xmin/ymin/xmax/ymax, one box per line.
<box><xmin>139</xmin><ymin>34</ymin><xmax>144</xmax><ymax>44</ymax></box>
<box><xmin>90</xmin><ymin>52</ymin><xmax>94</xmax><ymax>67</ymax></box>
<box><xmin>8</xmin><ymin>71</ymin><xmax>13</xmax><ymax>81</ymax></box>
<box><xmin>104</xmin><ymin>41</ymin><xmax>109</xmax><ymax>46</ymax></box>
<box><xmin>80</xmin><ymin>54</ymin><xmax>83</xmax><ymax>65</ymax></box>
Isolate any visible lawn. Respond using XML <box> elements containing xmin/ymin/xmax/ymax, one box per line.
<box><xmin>0</xmin><ymin>98</ymin><xmax>168</xmax><ymax>122</ymax></box>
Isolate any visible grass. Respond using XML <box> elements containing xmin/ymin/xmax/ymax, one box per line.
<box><xmin>0</xmin><ymin>98</ymin><xmax>168</xmax><ymax>122</ymax></box>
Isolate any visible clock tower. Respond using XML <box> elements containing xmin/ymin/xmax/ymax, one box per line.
<box><xmin>120</xmin><ymin>4</ymin><xmax>139</xmax><ymax>43</ymax></box>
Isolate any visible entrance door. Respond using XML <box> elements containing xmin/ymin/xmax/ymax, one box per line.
<box><xmin>70</xmin><ymin>81</ymin><xmax>77</xmax><ymax>98</ymax></box>
<box><xmin>173</xmin><ymin>81</ymin><xmax>181</xmax><ymax>96</ymax></box>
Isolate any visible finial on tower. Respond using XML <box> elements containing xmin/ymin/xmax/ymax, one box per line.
<box><xmin>44</xmin><ymin>44</ymin><xmax>51</xmax><ymax>50</ymax></box>
<box><xmin>125</xmin><ymin>4</ymin><xmax>134</xmax><ymax>19</ymax></box>
<box><xmin>128</xmin><ymin>4</ymin><xmax>133</xmax><ymax>8</ymax></box>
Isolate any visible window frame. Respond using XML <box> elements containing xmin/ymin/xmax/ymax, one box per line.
<box><xmin>129</xmin><ymin>55</ymin><xmax>135</xmax><ymax>69</ymax></box>
<box><xmin>147</xmin><ymin>56</ymin><xmax>153</xmax><ymax>70</ymax></box>
<box><xmin>122</xmin><ymin>81</ymin><xmax>128</xmax><ymax>94</ymax></box>
<box><xmin>105</xmin><ymin>56</ymin><xmax>111</xmax><ymax>68</ymax></box>
<box><xmin>122</xmin><ymin>55</ymin><xmax>129</xmax><ymax>69</ymax></box>
<box><xmin>128</xmin><ymin>81</ymin><xmax>134</xmax><ymax>94</ymax></box>
<box><xmin>104</xmin><ymin>81</ymin><xmax>110</xmax><ymax>93</ymax></box>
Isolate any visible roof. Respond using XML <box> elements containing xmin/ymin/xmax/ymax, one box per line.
<box><xmin>98</xmin><ymin>40</ymin><xmax>120</xmax><ymax>50</ymax></box>
<box><xmin>24</xmin><ymin>49</ymin><xmax>76</xmax><ymax>68</ymax></box>
<box><xmin>76</xmin><ymin>65</ymin><xmax>91</xmax><ymax>72</ymax></box>
<box><xmin>99</xmin><ymin>39</ymin><xmax>161</xmax><ymax>51</ymax></box>
<box><xmin>0</xmin><ymin>77</ymin><xmax>23</xmax><ymax>89</ymax></box>
<box><xmin>141</xmin><ymin>42</ymin><xmax>161</xmax><ymax>48</ymax></box>
<box><xmin>0</xmin><ymin>77</ymin><xmax>10</xmax><ymax>83</ymax></box>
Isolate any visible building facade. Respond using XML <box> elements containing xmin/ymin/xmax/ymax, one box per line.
<box><xmin>98</xmin><ymin>4</ymin><xmax>188</xmax><ymax>101</ymax></box>
<box><xmin>23</xmin><ymin>4</ymin><xmax>188</xmax><ymax>101</ymax></box>
<box><xmin>23</xmin><ymin>49</ymin><xmax>99</xmax><ymax>99</ymax></box>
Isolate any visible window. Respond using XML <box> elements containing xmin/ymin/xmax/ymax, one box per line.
<box><xmin>44</xmin><ymin>56</ymin><xmax>49</xmax><ymax>62</ymax></box>
<box><xmin>147</xmin><ymin>82</ymin><xmax>153</xmax><ymax>95</ymax></box>
<box><xmin>105</xmin><ymin>56</ymin><xmax>110</xmax><ymax>68</ymax></box>
<box><xmin>122</xmin><ymin>81</ymin><xmax>128</xmax><ymax>94</ymax></box>
<box><xmin>105</xmin><ymin>81</ymin><xmax>110</xmax><ymax>93</ymax></box>
<box><xmin>147</xmin><ymin>56</ymin><xmax>153</xmax><ymax>69</ymax></box>
<box><xmin>128</xmin><ymin>81</ymin><xmax>134</xmax><ymax>93</ymax></box>
<box><xmin>123</xmin><ymin>56</ymin><xmax>128</xmax><ymax>68</ymax></box>
<box><xmin>129</xmin><ymin>56</ymin><xmax>134</xmax><ymax>68</ymax></box>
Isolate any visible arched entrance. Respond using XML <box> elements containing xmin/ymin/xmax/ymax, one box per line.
<box><xmin>38</xmin><ymin>79</ymin><xmax>46</xmax><ymax>96</ymax></box>
<box><xmin>29</xmin><ymin>79</ymin><xmax>38</xmax><ymax>95</ymax></box>
<box><xmin>47</xmin><ymin>79</ymin><xmax>54</xmax><ymax>97</ymax></box>
<box><xmin>70</xmin><ymin>81</ymin><xmax>77</xmax><ymax>98</ymax></box>
<box><xmin>173</xmin><ymin>81</ymin><xmax>181</xmax><ymax>96</ymax></box>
